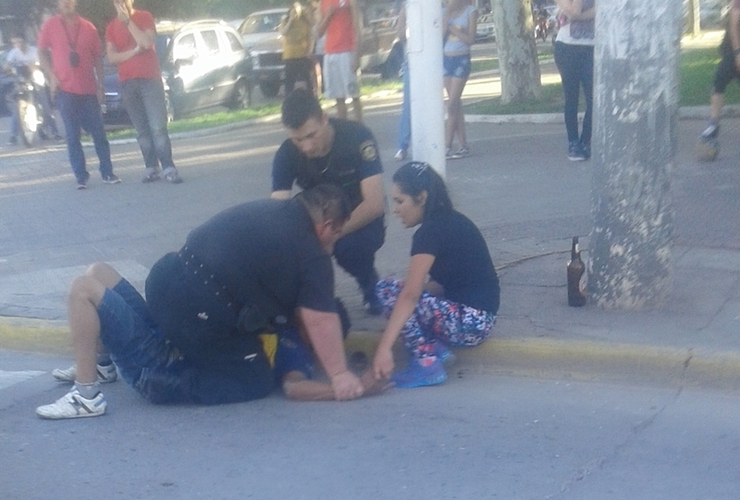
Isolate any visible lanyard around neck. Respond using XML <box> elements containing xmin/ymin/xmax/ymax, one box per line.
<box><xmin>62</xmin><ymin>16</ymin><xmax>80</xmax><ymax>51</ymax></box>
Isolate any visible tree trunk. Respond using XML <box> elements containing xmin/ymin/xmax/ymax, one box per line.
<box><xmin>588</xmin><ymin>0</ymin><xmax>682</xmax><ymax>310</ymax></box>
<box><xmin>491</xmin><ymin>0</ymin><xmax>541</xmax><ymax>104</ymax></box>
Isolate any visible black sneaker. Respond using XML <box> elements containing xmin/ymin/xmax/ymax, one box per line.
<box><xmin>76</xmin><ymin>171</ymin><xmax>90</xmax><ymax>190</ymax></box>
<box><xmin>568</xmin><ymin>141</ymin><xmax>587</xmax><ymax>161</ymax></box>
<box><xmin>581</xmin><ymin>142</ymin><xmax>591</xmax><ymax>160</ymax></box>
<box><xmin>102</xmin><ymin>174</ymin><xmax>122</xmax><ymax>184</ymax></box>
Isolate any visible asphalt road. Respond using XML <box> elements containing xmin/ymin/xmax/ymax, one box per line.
<box><xmin>2</xmin><ymin>348</ymin><xmax>739</xmax><ymax>499</ymax></box>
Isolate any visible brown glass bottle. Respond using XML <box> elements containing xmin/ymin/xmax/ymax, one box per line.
<box><xmin>567</xmin><ymin>236</ymin><xmax>586</xmax><ymax>307</ymax></box>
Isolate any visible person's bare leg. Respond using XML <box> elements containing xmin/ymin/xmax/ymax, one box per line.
<box><xmin>709</xmin><ymin>92</ymin><xmax>724</xmax><ymax>122</ymax></box>
<box><xmin>445</xmin><ymin>77</ymin><xmax>466</xmax><ymax>150</ymax></box>
<box><xmin>336</xmin><ymin>98</ymin><xmax>347</xmax><ymax>120</ymax></box>
<box><xmin>352</xmin><ymin>97</ymin><xmax>363</xmax><ymax>123</ymax></box>
<box><xmin>67</xmin><ymin>263</ymin><xmax>122</xmax><ymax>383</ymax></box>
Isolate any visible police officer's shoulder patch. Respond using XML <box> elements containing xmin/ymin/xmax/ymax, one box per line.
<box><xmin>360</xmin><ymin>140</ymin><xmax>378</xmax><ymax>161</ymax></box>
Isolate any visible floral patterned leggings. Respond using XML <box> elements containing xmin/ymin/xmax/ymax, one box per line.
<box><xmin>376</xmin><ymin>278</ymin><xmax>495</xmax><ymax>364</ymax></box>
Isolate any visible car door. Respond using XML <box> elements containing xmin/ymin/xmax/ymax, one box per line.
<box><xmin>196</xmin><ymin>28</ymin><xmax>228</xmax><ymax>108</ymax></box>
<box><xmin>169</xmin><ymin>31</ymin><xmax>206</xmax><ymax>115</ymax></box>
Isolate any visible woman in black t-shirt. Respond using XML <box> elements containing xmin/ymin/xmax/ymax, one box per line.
<box><xmin>372</xmin><ymin>162</ymin><xmax>499</xmax><ymax>388</ymax></box>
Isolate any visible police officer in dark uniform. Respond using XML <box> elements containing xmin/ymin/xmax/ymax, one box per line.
<box><xmin>36</xmin><ymin>186</ymin><xmax>370</xmax><ymax>419</ymax></box>
<box><xmin>272</xmin><ymin>88</ymin><xmax>386</xmax><ymax>315</ymax></box>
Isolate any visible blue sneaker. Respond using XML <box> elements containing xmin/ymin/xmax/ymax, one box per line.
<box><xmin>433</xmin><ymin>343</ymin><xmax>457</xmax><ymax>367</ymax></box>
<box><xmin>391</xmin><ymin>358</ymin><xmax>447</xmax><ymax>388</ymax></box>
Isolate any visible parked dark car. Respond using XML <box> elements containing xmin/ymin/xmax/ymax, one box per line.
<box><xmin>104</xmin><ymin>20</ymin><xmax>253</xmax><ymax>123</ymax></box>
<box><xmin>238</xmin><ymin>2</ymin><xmax>403</xmax><ymax>98</ymax></box>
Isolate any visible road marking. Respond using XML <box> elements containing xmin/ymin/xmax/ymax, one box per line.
<box><xmin>0</xmin><ymin>370</ymin><xmax>45</xmax><ymax>390</ymax></box>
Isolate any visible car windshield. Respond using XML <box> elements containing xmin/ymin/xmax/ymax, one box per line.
<box><xmin>238</xmin><ymin>13</ymin><xmax>285</xmax><ymax>35</ymax></box>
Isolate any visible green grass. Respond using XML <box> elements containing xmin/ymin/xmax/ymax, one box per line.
<box><xmin>106</xmin><ymin>79</ymin><xmax>403</xmax><ymax>139</ymax></box>
<box><xmin>108</xmin><ymin>45</ymin><xmax>737</xmax><ymax>138</ymax></box>
<box><xmin>466</xmin><ymin>46</ymin><xmax>740</xmax><ymax>115</ymax></box>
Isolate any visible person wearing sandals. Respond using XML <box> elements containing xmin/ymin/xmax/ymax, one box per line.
<box><xmin>443</xmin><ymin>0</ymin><xmax>476</xmax><ymax>160</ymax></box>
<box><xmin>370</xmin><ymin>162</ymin><xmax>499</xmax><ymax>388</ymax></box>
<box><xmin>105</xmin><ymin>0</ymin><xmax>182</xmax><ymax>184</ymax></box>
<box><xmin>553</xmin><ymin>0</ymin><xmax>595</xmax><ymax>161</ymax></box>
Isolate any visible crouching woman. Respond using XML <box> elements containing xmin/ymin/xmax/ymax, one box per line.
<box><xmin>372</xmin><ymin>162</ymin><xmax>500</xmax><ymax>388</ymax></box>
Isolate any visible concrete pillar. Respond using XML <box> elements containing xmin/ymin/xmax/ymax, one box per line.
<box><xmin>406</xmin><ymin>0</ymin><xmax>445</xmax><ymax>177</ymax></box>
<box><xmin>588</xmin><ymin>0</ymin><xmax>682</xmax><ymax>309</ymax></box>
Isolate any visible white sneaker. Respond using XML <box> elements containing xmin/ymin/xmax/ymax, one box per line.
<box><xmin>36</xmin><ymin>388</ymin><xmax>107</xmax><ymax>419</ymax></box>
<box><xmin>52</xmin><ymin>363</ymin><xmax>118</xmax><ymax>384</ymax></box>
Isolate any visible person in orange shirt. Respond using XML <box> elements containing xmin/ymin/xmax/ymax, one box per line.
<box><xmin>106</xmin><ymin>0</ymin><xmax>182</xmax><ymax>184</ymax></box>
<box><xmin>38</xmin><ymin>0</ymin><xmax>121</xmax><ymax>189</ymax></box>
<box><xmin>316</xmin><ymin>0</ymin><xmax>363</xmax><ymax>121</ymax></box>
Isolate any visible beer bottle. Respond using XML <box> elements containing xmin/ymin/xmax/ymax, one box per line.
<box><xmin>567</xmin><ymin>236</ymin><xmax>586</xmax><ymax>307</ymax></box>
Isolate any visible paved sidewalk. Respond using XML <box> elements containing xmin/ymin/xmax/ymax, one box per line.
<box><xmin>1</xmin><ymin>41</ymin><xmax>739</xmax><ymax>392</ymax></box>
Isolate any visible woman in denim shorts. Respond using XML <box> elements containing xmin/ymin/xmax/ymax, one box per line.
<box><xmin>443</xmin><ymin>0</ymin><xmax>477</xmax><ymax>159</ymax></box>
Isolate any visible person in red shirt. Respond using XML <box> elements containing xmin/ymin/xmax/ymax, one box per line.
<box><xmin>106</xmin><ymin>0</ymin><xmax>182</xmax><ymax>184</ymax></box>
<box><xmin>316</xmin><ymin>0</ymin><xmax>362</xmax><ymax>122</ymax></box>
<box><xmin>38</xmin><ymin>0</ymin><xmax>120</xmax><ymax>190</ymax></box>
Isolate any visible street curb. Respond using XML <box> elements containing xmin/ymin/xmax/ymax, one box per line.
<box><xmin>344</xmin><ymin>332</ymin><xmax>740</xmax><ymax>391</ymax></box>
<box><xmin>2</xmin><ymin>316</ymin><xmax>738</xmax><ymax>390</ymax></box>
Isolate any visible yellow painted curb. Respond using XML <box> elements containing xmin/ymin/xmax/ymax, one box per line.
<box><xmin>1</xmin><ymin>319</ymin><xmax>739</xmax><ymax>391</ymax></box>
<box><xmin>0</xmin><ymin>318</ymin><xmax>70</xmax><ymax>354</ymax></box>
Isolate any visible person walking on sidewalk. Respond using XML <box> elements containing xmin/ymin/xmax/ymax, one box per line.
<box><xmin>271</xmin><ymin>88</ymin><xmax>386</xmax><ymax>315</ymax></box>
<box><xmin>105</xmin><ymin>0</ymin><xmax>182</xmax><ymax>184</ymax></box>
<box><xmin>38</xmin><ymin>0</ymin><xmax>121</xmax><ymax>189</ymax></box>
<box><xmin>697</xmin><ymin>0</ymin><xmax>740</xmax><ymax>148</ymax></box>
<box><xmin>317</xmin><ymin>0</ymin><xmax>363</xmax><ymax>121</ymax></box>
<box><xmin>371</xmin><ymin>162</ymin><xmax>499</xmax><ymax>388</ymax></box>
<box><xmin>443</xmin><ymin>0</ymin><xmax>476</xmax><ymax>160</ymax></box>
<box><xmin>36</xmin><ymin>185</ymin><xmax>370</xmax><ymax>419</ymax></box>
<box><xmin>553</xmin><ymin>0</ymin><xmax>595</xmax><ymax>162</ymax></box>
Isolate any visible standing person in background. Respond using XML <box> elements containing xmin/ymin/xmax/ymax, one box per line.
<box><xmin>280</xmin><ymin>1</ymin><xmax>315</xmax><ymax>95</ymax></box>
<box><xmin>106</xmin><ymin>0</ymin><xmax>182</xmax><ymax>184</ymax></box>
<box><xmin>38</xmin><ymin>0</ymin><xmax>121</xmax><ymax>190</ymax></box>
<box><xmin>443</xmin><ymin>0</ymin><xmax>476</xmax><ymax>160</ymax></box>
<box><xmin>310</xmin><ymin>0</ymin><xmax>326</xmax><ymax>95</ymax></box>
<box><xmin>553</xmin><ymin>0</ymin><xmax>594</xmax><ymax>162</ymax></box>
<box><xmin>394</xmin><ymin>3</ymin><xmax>410</xmax><ymax>162</ymax></box>
<box><xmin>697</xmin><ymin>0</ymin><xmax>740</xmax><ymax>149</ymax></box>
<box><xmin>317</xmin><ymin>0</ymin><xmax>363</xmax><ymax>122</ymax></box>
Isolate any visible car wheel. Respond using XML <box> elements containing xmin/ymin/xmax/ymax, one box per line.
<box><xmin>259</xmin><ymin>80</ymin><xmax>281</xmax><ymax>99</ymax></box>
<box><xmin>228</xmin><ymin>79</ymin><xmax>251</xmax><ymax>110</ymax></box>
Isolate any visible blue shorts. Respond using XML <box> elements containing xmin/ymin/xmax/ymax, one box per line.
<box><xmin>273</xmin><ymin>326</ymin><xmax>315</xmax><ymax>382</ymax></box>
<box><xmin>97</xmin><ymin>279</ymin><xmax>174</xmax><ymax>389</ymax></box>
<box><xmin>443</xmin><ymin>53</ymin><xmax>471</xmax><ymax>79</ymax></box>
<box><xmin>97</xmin><ymin>278</ymin><xmax>274</xmax><ymax>405</ymax></box>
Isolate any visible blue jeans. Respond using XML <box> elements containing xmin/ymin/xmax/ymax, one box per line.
<box><xmin>120</xmin><ymin>78</ymin><xmax>175</xmax><ymax>171</ymax></box>
<box><xmin>55</xmin><ymin>91</ymin><xmax>113</xmax><ymax>181</ymax></box>
<box><xmin>397</xmin><ymin>60</ymin><xmax>411</xmax><ymax>152</ymax></box>
<box><xmin>554</xmin><ymin>41</ymin><xmax>594</xmax><ymax>145</ymax></box>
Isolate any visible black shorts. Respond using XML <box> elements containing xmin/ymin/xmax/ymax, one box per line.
<box><xmin>713</xmin><ymin>45</ymin><xmax>740</xmax><ymax>94</ymax></box>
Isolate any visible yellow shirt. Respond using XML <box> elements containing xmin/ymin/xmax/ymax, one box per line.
<box><xmin>281</xmin><ymin>15</ymin><xmax>313</xmax><ymax>59</ymax></box>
